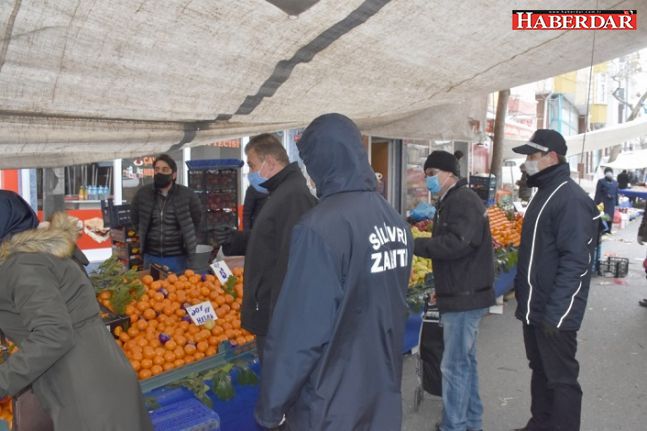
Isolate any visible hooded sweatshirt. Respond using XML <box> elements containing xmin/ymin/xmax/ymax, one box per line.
<box><xmin>255</xmin><ymin>114</ymin><xmax>413</xmax><ymax>431</ymax></box>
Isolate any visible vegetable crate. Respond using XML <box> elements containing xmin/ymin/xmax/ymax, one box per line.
<box><xmin>186</xmin><ymin>159</ymin><xmax>244</xmax><ymax>246</ymax></box>
<box><xmin>597</xmin><ymin>256</ymin><xmax>629</xmax><ymax>278</ymax></box>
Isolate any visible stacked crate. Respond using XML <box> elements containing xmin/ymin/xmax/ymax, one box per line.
<box><xmin>469</xmin><ymin>175</ymin><xmax>497</xmax><ymax>207</ymax></box>
<box><xmin>101</xmin><ymin>199</ymin><xmax>142</xmax><ymax>270</ymax></box>
<box><xmin>186</xmin><ymin>159</ymin><xmax>244</xmax><ymax>245</ymax></box>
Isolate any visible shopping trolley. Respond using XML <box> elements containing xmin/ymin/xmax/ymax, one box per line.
<box><xmin>413</xmin><ymin>291</ymin><xmax>443</xmax><ymax>412</ymax></box>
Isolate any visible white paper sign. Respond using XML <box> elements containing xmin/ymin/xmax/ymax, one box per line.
<box><xmin>186</xmin><ymin>301</ymin><xmax>218</xmax><ymax>326</ymax></box>
<box><xmin>210</xmin><ymin>260</ymin><xmax>234</xmax><ymax>284</ymax></box>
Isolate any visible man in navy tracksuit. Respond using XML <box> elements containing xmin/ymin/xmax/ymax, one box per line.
<box><xmin>255</xmin><ymin>113</ymin><xmax>413</xmax><ymax>431</ymax></box>
<box><xmin>512</xmin><ymin>130</ymin><xmax>598</xmax><ymax>431</ymax></box>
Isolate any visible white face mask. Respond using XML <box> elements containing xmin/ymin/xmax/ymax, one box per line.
<box><xmin>524</xmin><ymin>160</ymin><xmax>541</xmax><ymax>176</ymax></box>
<box><xmin>605</xmin><ymin>172</ymin><xmax>613</xmax><ymax>180</ymax></box>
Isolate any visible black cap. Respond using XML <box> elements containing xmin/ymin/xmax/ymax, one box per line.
<box><xmin>424</xmin><ymin>151</ymin><xmax>459</xmax><ymax>176</ymax></box>
<box><xmin>512</xmin><ymin>129</ymin><xmax>567</xmax><ymax>156</ymax></box>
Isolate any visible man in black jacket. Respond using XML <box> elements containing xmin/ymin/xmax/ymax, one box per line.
<box><xmin>511</xmin><ymin>130</ymin><xmax>598</xmax><ymax>431</ymax></box>
<box><xmin>130</xmin><ymin>154</ymin><xmax>202</xmax><ymax>274</ymax></box>
<box><xmin>414</xmin><ymin>151</ymin><xmax>494</xmax><ymax>431</ymax></box>
<box><xmin>255</xmin><ymin>114</ymin><xmax>413</xmax><ymax>431</ymax></box>
<box><xmin>216</xmin><ymin>134</ymin><xmax>316</xmax><ymax>363</ymax></box>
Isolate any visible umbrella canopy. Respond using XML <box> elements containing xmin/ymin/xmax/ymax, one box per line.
<box><xmin>1</xmin><ymin>0</ymin><xmax>647</xmax><ymax>167</ymax></box>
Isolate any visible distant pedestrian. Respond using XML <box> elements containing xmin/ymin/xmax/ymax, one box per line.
<box><xmin>594</xmin><ymin>167</ymin><xmax>618</xmax><ymax>233</ymax></box>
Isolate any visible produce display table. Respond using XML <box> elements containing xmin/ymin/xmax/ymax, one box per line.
<box><xmin>494</xmin><ymin>267</ymin><xmax>517</xmax><ymax>297</ymax></box>
<box><xmin>619</xmin><ymin>187</ymin><xmax>647</xmax><ymax>200</ymax></box>
<box><xmin>144</xmin><ymin>345</ymin><xmax>262</xmax><ymax>431</ymax></box>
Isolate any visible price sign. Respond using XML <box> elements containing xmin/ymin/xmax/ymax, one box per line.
<box><xmin>210</xmin><ymin>260</ymin><xmax>233</xmax><ymax>284</ymax></box>
<box><xmin>185</xmin><ymin>301</ymin><xmax>218</xmax><ymax>326</ymax></box>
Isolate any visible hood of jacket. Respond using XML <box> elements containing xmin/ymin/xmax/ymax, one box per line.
<box><xmin>297</xmin><ymin>113</ymin><xmax>376</xmax><ymax>198</ymax></box>
<box><xmin>0</xmin><ymin>212</ymin><xmax>78</xmax><ymax>263</ymax></box>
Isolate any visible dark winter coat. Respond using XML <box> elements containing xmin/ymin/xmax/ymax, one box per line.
<box><xmin>130</xmin><ymin>183</ymin><xmax>202</xmax><ymax>261</ymax></box>
<box><xmin>0</xmin><ymin>214</ymin><xmax>152</xmax><ymax>430</ymax></box>
<box><xmin>515</xmin><ymin>163</ymin><xmax>598</xmax><ymax>331</ymax></box>
<box><xmin>594</xmin><ymin>177</ymin><xmax>618</xmax><ymax>220</ymax></box>
<box><xmin>414</xmin><ymin>178</ymin><xmax>495</xmax><ymax>312</ymax></box>
<box><xmin>255</xmin><ymin>114</ymin><xmax>413</xmax><ymax>431</ymax></box>
<box><xmin>224</xmin><ymin>162</ymin><xmax>316</xmax><ymax>336</ymax></box>
<box><xmin>617</xmin><ymin>171</ymin><xmax>630</xmax><ymax>189</ymax></box>
<box><xmin>242</xmin><ymin>185</ymin><xmax>268</xmax><ymax>231</ymax></box>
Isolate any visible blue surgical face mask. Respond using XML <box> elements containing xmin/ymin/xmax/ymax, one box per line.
<box><xmin>426</xmin><ymin>175</ymin><xmax>441</xmax><ymax>194</ymax></box>
<box><xmin>248</xmin><ymin>161</ymin><xmax>269</xmax><ymax>193</ymax></box>
<box><xmin>248</xmin><ymin>171</ymin><xmax>268</xmax><ymax>193</ymax></box>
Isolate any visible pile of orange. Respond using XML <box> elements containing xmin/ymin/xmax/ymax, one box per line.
<box><xmin>487</xmin><ymin>206</ymin><xmax>522</xmax><ymax>247</ymax></box>
<box><xmin>0</xmin><ymin>397</ymin><xmax>11</xmax><ymax>424</ymax></box>
<box><xmin>113</xmin><ymin>268</ymin><xmax>255</xmax><ymax>380</ymax></box>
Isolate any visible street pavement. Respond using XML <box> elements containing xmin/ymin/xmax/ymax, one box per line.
<box><xmin>402</xmin><ymin>215</ymin><xmax>647</xmax><ymax>431</ymax></box>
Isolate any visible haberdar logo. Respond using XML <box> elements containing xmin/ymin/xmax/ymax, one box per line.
<box><xmin>512</xmin><ymin>10</ymin><xmax>637</xmax><ymax>30</ymax></box>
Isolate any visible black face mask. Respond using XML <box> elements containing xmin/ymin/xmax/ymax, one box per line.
<box><xmin>154</xmin><ymin>173</ymin><xmax>173</xmax><ymax>188</ymax></box>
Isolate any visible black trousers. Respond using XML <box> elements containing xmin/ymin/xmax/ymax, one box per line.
<box><xmin>522</xmin><ymin>324</ymin><xmax>582</xmax><ymax>431</ymax></box>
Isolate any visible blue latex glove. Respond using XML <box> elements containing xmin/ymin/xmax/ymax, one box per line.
<box><xmin>410</xmin><ymin>202</ymin><xmax>436</xmax><ymax>221</ymax></box>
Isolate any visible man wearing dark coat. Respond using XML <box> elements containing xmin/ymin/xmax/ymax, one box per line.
<box><xmin>512</xmin><ymin>129</ymin><xmax>598</xmax><ymax>431</ymax></box>
<box><xmin>255</xmin><ymin>114</ymin><xmax>413</xmax><ymax>431</ymax></box>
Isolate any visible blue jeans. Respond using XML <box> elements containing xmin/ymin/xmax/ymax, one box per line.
<box><xmin>143</xmin><ymin>254</ymin><xmax>187</xmax><ymax>275</ymax></box>
<box><xmin>439</xmin><ymin>307</ymin><xmax>488</xmax><ymax>431</ymax></box>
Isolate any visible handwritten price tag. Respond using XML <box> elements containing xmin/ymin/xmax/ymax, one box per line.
<box><xmin>185</xmin><ymin>301</ymin><xmax>218</xmax><ymax>326</ymax></box>
<box><xmin>210</xmin><ymin>260</ymin><xmax>233</xmax><ymax>284</ymax></box>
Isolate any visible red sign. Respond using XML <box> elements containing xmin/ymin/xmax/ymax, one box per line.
<box><xmin>512</xmin><ymin>10</ymin><xmax>637</xmax><ymax>30</ymax></box>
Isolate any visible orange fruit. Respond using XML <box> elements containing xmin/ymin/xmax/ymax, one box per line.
<box><xmin>153</xmin><ymin>355</ymin><xmax>165</xmax><ymax>366</ymax></box>
<box><xmin>151</xmin><ymin>365</ymin><xmax>163</xmax><ymax>376</ymax></box>
<box><xmin>163</xmin><ymin>351</ymin><xmax>176</xmax><ymax>362</ymax></box>
<box><xmin>141</xmin><ymin>275</ymin><xmax>154</xmax><ymax>286</ymax></box>
<box><xmin>143</xmin><ymin>308</ymin><xmax>157</xmax><ymax>320</ymax></box>
<box><xmin>194</xmin><ymin>352</ymin><xmax>206</xmax><ymax>361</ymax></box>
<box><xmin>131</xmin><ymin>360</ymin><xmax>141</xmax><ymax>372</ymax></box>
<box><xmin>163</xmin><ymin>363</ymin><xmax>175</xmax><ymax>372</ymax></box>
<box><xmin>206</xmin><ymin>346</ymin><xmax>217</xmax><ymax>356</ymax></box>
<box><xmin>164</xmin><ymin>340</ymin><xmax>177</xmax><ymax>351</ymax></box>
<box><xmin>184</xmin><ymin>344</ymin><xmax>197</xmax><ymax>355</ymax></box>
<box><xmin>174</xmin><ymin>359</ymin><xmax>185</xmax><ymax>367</ymax></box>
<box><xmin>138</xmin><ymin>369</ymin><xmax>152</xmax><ymax>379</ymax></box>
<box><xmin>141</xmin><ymin>358</ymin><xmax>153</xmax><ymax>370</ymax></box>
<box><xmin>184</xmin><ymin>269</ymin><xmax>195</xmax><ymax>277</ymax></box>
<box><xmin>196</xmin><ymin>341</ymin><xmax>208</xmax><ymax>353</ymax></box>
<box><xmin>119</xmin><ymin>332</ymin><xmax>131</xmax><ymax>343</ymax></box>
<box><xmin>173</xmin><ymin>346</ymin><xmax>185</xmax><ymax>359</ymax></box>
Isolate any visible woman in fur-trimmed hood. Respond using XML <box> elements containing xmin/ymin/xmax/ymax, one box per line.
<box><xmin>0</xmin><ymin>190</ymin><xmax>152</xmax><ymax>430</ymax></box>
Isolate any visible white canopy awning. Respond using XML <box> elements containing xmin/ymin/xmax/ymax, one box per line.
<box><xmin>502</xmin><ymin>117</ymin><xmax>647</xmax><ymax>160</ymax></box>
<box><xmin>601</xmin><ymin>148</ymin><xmax>647</xmax><ymax>170</ymax></box>
<box><xmin>1</xmin><ymin>0</ymin><xmax>647</xmax><ymax>168</ymax></box>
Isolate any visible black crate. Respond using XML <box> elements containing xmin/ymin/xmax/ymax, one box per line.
<box><xmin>469</xmin><ymin>175</ymin><xmax>497</xmax><ymax>190</ymax></box>
<box><xmin>101</xmin><ymin>199</ymin><xmax>132</xmax><ymax>228</ymax></box>
<box><xmin>598</xmin><ymin>256</ymin><xmax>629</xmax><ymax>278</ymax></box>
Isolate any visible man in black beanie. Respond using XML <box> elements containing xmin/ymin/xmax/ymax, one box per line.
<box><xmin>414</xmin><ymin>151</ymin><xmax>495</xmax><ymax>431</ymax></box>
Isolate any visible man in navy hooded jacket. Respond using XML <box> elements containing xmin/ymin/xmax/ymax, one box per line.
<box><xmin>512</xmin><ymin>129</ymin><xmax>598</xmax><ymax>431</ymax></box>
<box><xmin>255</xmin><ymin>113</ymin><xmax>413</xmax><ymax>431</ymax></box>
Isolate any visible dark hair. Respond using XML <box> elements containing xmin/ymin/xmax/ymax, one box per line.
<box><xmin>454</xmin><ymin>150</ymin><xmax>464</xmax><ymax>160</ymax></box>
<box><xmin>154</xmin><ymin>154</ymin><xmax>177</xmax><ymax>172</ymax></box>
<box><xmin>245</xmin><ymin>134</ymin><xmax>289</xmax><ymax>166</ymax></box>
<box><xmin>604</xmin><ymin>167</ymin><xmax>613</xmax><ymax>174</ymax></box>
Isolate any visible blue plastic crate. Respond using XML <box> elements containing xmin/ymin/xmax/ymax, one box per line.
<box><xmin>149</xmin><ymin>398</ymin><xmax>221</xmax><ymax>431</ymax></box>
<box><xmin>186</xmin><ymin>159</ymin><xmax>244</xmax><ymax>170</ymax></box>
